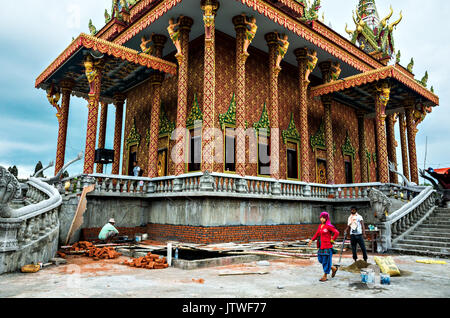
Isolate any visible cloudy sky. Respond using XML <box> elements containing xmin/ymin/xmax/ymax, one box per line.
<box><xmin>0</xmin><ymin>0</ymin><xmax>448</xmax><ymax>182</ymax></box>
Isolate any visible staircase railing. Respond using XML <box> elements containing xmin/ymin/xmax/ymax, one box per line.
<box><xmin>0</xmin><ymin>177</ymin><xmax>62</xmax><ymax>274</ymax></box>
<box><xmin>377</xmin><ymin>186</ymin><xmax>438</xmax><ymax>252</ymax></box>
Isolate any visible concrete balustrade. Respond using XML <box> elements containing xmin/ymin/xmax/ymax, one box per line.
<box><xmin>0</xmin><ymin>177</ymin><xmax>61</xmax><ymax>274</ymax></box>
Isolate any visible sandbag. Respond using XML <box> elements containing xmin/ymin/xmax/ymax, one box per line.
<box><xmin>374</xmin><ymin>256</ymin><xmax>401</xmax><ymax>277</ymax></box>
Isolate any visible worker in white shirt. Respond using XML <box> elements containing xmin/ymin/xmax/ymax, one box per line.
<box><xmin>344</xmin><ymin>206</ymin><xmax>368</xmax><ymax>263</ymax></box>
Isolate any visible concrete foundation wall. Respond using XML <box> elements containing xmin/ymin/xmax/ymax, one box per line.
<box><xmin>59</xmin><ymin>195</ymin><xmax>375</xmax><ymax>244</ymax></box>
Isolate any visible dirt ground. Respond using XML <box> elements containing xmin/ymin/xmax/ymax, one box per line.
<box><xmin>0</xmin><ymin>251</ymin><xmax>448</xmax><ymax>299</ymax></box>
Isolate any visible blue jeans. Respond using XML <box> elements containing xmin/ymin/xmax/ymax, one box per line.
<box><xmin>318</xmin><ymin>249</ymin><xmax>333</xmax><ymax>274</ymax></box>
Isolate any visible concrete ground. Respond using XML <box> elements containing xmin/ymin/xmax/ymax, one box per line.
<box><xmin>0</xmin><ymin>251</ymin><xmax>448</xmax><ymax>298</ymax></box>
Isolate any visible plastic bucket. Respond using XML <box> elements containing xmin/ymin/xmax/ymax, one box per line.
<box><xmin>380</xmin><ymin>273</ymin><xmax>391</xmax><ymax>285</ymax></box>
<box><xmin>360</xmin><ymin>270</ymin><xmax>368</xmax><ymax>283</ymax></box>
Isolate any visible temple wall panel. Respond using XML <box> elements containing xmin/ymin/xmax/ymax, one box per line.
<box><xmin>121</xmin><ymin>33</ymin><xmax>378</xmax><ymax>182</ymax></box>
<box><xmin>122</xmin><ymin>80</ymin><xmax>152</xmax><ymax>176</ymax></box>
<box><xmin>366</xmin><ymin>118</ymin><xmax>378</xmax><ymax>182</ymax></box>
<box><xmin>331</xmin><ymin>101</ymin><xmax>360</xmax><ymax>184</ymax></box>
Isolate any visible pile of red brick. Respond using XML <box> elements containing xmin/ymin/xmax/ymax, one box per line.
<box><xmin>66</xmin><ymin>241</ymin><xmax>122</xmax><ymax>260</ymax></box>
<box><xmin>70</xmin><ymin>241</ymin><xmax>95</xmax><ymax>251</ymax></box>
<box><xmin>123</xmin><ymin>252</ymin><xmax>169</xmax><ymax>269</ymax></box>
<box><xmin>85</xmin><ymin>246</ymin><xmax>122</xmax><ymax>260</ymax></box>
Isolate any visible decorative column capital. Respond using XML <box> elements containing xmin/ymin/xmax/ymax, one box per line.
<box><xmin>232</xmin><ymin>14</ymin><xmax>247</xmax><ymax>29</ymax></box>
<box><xmin>321</xmin><ymin>94</ymin><xmax>333</xmax><ymax>106</ymax></box>
<box><xmin>152</xmin><ymin>34</ymin><xmax>168</xmax><ymax>58</ymax></box>
<box><xmin>264</xmin><ymin>32</ymin><xmax>279</xmax><ymax>47</ymax></box>
<box><xmin>179</xmin><ymin>16</ymin><xmax>194</xmax><ymax>32</ymax></box>
<box><xmin>149</xmin><ymin>73</ymin><xmax>165</xmax><ymax>86</ymax></box>
<box><xmin>295</xmin><ymin>47</ymin><xmax>318</xmax><ymax>85</ymax></box>
<box><xmin>113</xmin><ymin>93</ymin><xmax>126</xmax><ymax>106</ymax></box>
<box><xmin>59</xmin><ymin>78</ymin><xmax>75</xmax><ymax>92</ymax></box>
<box><xmin>356</xmin><ymin>110</ymin><xmax>367</xmax><ymax>119</ymax></box>
<box><xmin>319</xmin><ymin>60</ymin><xmax>341</xmax><ymax>83</ymax></box>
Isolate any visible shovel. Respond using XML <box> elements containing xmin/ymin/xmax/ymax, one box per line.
<box><xmin>334</xmin><ymin>233</ymin><xmax>347</xmax><ymax>269</ymax></box>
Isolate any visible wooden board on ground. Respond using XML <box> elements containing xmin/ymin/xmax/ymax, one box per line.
<box><xmin>219</xmin><ymin>271</ymin><xmax>269</xmax><ymax>276</ymax></box>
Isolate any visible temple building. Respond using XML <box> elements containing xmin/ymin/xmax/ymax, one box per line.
<box><xmin>33</xmin><ymin>0</ymin><xmax>440</xmax><ymax>244</ymax></box>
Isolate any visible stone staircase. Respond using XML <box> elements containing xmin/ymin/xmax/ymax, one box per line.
<box><xmin>391</xmin><ymin>208</ymin><xmax>450</xmax><ymax>258</ymax></box>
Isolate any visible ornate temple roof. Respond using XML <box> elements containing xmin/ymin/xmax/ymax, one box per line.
<box><xmin>310</xmin><ymin>65</ymin><xmax>439</xmax><ymax>112</ymax></box>
<box><xmin>345</xmin><ymin>0</ymin><xmax>402</xmax><ymax>63</ymax></box>
<box><xmin>35</xmin><ymin>33</ymin><xmax>177</xmax><ymax>102</ymax></box>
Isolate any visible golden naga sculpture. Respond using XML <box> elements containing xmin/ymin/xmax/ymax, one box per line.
<box><xmin>412</xmin><ymin>106</ymin><xmax>433</xmax><ymax>134</ymax></box>
<box><xmin>202</xmin><ymin>3</ymin><xmax>219</xmax><ymax>42</ymax></box>
<box><xmin>330</xmin><ymin>62</ymin><xmax>341</xmax><ymax>82</ymax></box>
<box><xmin>242</xmin><ymin>14</ymin><xmax>258</xmax><ymax>57</ymax></box>
<box><xmin>275</xmin><ymin>33</ymin><xmax>289</xmax><ymax>71</ymax></box>
<box><xmin>46</xmin><ymin>84</ymin><xmax>62</xmax><ymax>121</ymax></box>
<box><xmin>167</xmin><ymin>16</ymin><xmax>183</xmax><ymax>61</ymax></box>
<box><xmin>379</xmin><ymin>6</ymin><xmax>394</xmax><ymax>29</ymax></box>
<box><xmin>83</xmin><ymin>55</ymin><xmax>104</xmax><ymax>96</ymax></box>
<box><xmin>305</xmin><ymin>49</ymin><xmax>318</xmax><ymax>84</ymax></box>
<box><xmin>376</xmin><ymin>82</ymin><xmax>391</xmax><ymax>121</ymax></box>
<box><xmin>139</xmin><ymin>33</ymin><xmax>155</xmax><ymax>55</ymax></box>
<box><xmin>388</xmin><ymin>11</ymin><xmax>403</xmax><ymax>32</ymax></box>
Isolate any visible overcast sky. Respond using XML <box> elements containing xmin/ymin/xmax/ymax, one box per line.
<box><xmin>0</xmin><ymin>0</ymin><xmax>448</xmax><ymax>182</ymax></box>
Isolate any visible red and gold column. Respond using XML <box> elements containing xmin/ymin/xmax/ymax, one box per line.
<box><xmin>201</xmin><ymin>0</ymin><xmax>219</xmax><ymax>173</ymax></box>
<box><xmin>54</xmin><ymin>79</ymin><xmax>74</xmax><ymax>176</ymax></box>
<box><xmin>83</xmin><ymin>55</ymin><xmax>104</xmax><ymax>174</ymax></box>
<box><xmin>322</xmin><ymin>95</ymin><xmax>335</xmax><ymax>184</ymax></box>
<box><xmin>233</xmin><ymin>15</ymin><xmax>250</xmax><ymax>177</ymax></box>
<box><xmin>357</xmin><ymin>111</ymin><xmax>368</xmax><ymax>183</ymax></box>
<box><xmin>319</xmin><ymin>61</ymin><xmax>340</xmax><ymax>184</ymax></box>
<box><xmin>172</xmin><ymin>16</ymin><xmax>194</xmax><ymax>176</ymax></box>
<box><xmin>265</xmin><ymin>32</ymin><xmax>287</xmax><ymax>180</ymax></box>
<box><xmin>112</xmin><ymin>94</ymin><xmax>125</xmax><ymax>176</ymax></box>
<box><xmin>386</xmin><ymin>113</ymin><xmax>399</xmax><ymax>183</ymax></box>
<box><xmin>147</xmin><ymin>73</ymin><xmax>165</xmax><ymax>178</ymax></box>
<box><xmin>405</xmin><ymin>106</ymin><xmax>419</xmax><ymax>184</ymax></box>
<box><xmin>294</xmin><ymin>48</ymin><xmax>317</xmax><ymax>182</ymax></box>
<box><xmin>398</xmin><ymin>112</ymin><xmax>410</xmax><ymax>181</ymax></box>
<box><xmin>96</xmin><ymin>102</ymin><xmax>109</xmax><ymax>173</ymax></box>
<box><xmin>374</xmin><ymin>81</ymin><xmax>390</xmax><ymax>184</ymax></box>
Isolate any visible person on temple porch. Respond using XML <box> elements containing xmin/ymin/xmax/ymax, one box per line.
<box><xmin>345</xmin><ymin>206</ymin><xmax>368</xmax><ymax>263</ymax></box>
<box><xmin>98</xmin><ymin>218</ymin><xmax>119</xmax><ymax>243</ymax></box>
<box><xmin>132</xmin><ymin>161</ymin><xmax>141</xmax><ymax>177</ymax></box>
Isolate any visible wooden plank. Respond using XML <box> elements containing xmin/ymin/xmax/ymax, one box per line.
<box><xmin>219</xmin><ymin>271</ymin><xmax>269</xmax><ymax>276</ymax></box>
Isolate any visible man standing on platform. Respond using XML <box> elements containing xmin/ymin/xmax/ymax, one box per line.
<box><xmin>132</xmin><ymin>161</ymin><xmax>141</xmax><ymax>177</ymax></box>
<box><xmin>345</xmin><ymin>207</ymin><xmax>368</xmax><ymax>262</ymax></box>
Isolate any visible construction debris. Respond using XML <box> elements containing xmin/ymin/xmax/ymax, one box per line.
<box><xmin>122</xmin><ymin>252</ymin><xmax>169</xmax><ymax>270</ymax></box>
<box><xmin>85</xmin><ymin>246</ymin><xmax>122</xmax><ymax>260</ymax></box>
<box><xmin>58</xmin><ymin>241</ymin><xmax>122</xmax><ymax>260</ymax></box>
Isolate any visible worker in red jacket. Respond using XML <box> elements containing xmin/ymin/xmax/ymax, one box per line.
<box><xmin>308</xmin><ymin>212</ymin><xmax>340</xmax><ymax>282</ymax></box>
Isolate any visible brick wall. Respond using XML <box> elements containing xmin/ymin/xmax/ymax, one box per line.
<box><xmin>81</xmin><ymin>227</ymin><xmax>147</xmax><ymax>241</ymax></box>
<box><xmin>79</xmin><ymin>223</ymin><xmax>347</xmax><ymax>244</ymax></box>
<box><xmin>145</xmin><ymin>223</ymin><xmax>347</xmax><ymax>244</ymax></box>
